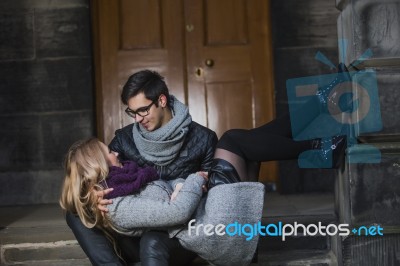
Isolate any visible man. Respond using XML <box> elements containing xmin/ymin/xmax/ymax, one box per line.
<box><xmin>66</xmin><ymin>70</ymin><xmax>217</xmax><ymax>265</ymax></box>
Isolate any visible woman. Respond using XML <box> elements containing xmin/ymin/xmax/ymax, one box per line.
<box><xmin>207</xmin><ymin>111</ymin><xmax>346</xmax><ymax>188</ymax></box>
<box><xmin>60</xmin><ymin>138</ymin><xmax>264</xmax><ymax>266</ymax></box>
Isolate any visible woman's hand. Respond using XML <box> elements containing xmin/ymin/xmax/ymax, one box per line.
<box><xmin>171</xmin><ymin>183</ymin><xmax>183</xmax><ymax>201</ymax></box>
<box><xmin>94</xmin><ymin>188</ymin><xmax>114</xmax><ymax>213</ymax></box>
<box><xmin>171</xmin><ymin>172</ymin><xmax>209</xmax><ymax>201</ymax></box>
<box><xmin>197</xmin><ymin>171</ymin><xmax>209</xmax><ymax>192</ymax></box>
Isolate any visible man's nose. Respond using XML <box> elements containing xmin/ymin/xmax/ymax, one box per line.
<box><xmin>112</xmin><ymin>151</ymin><xmax>119</xmax><ymax>157</ymax></box>
<box><xmin>135</xmin><ymin>116</ymin><xmax>144</xmax><ymax>123</ymax></box>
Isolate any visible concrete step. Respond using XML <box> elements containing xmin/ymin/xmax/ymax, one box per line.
<box><xmin>0</xmin><ymin>204</ymin><xmax>87</xmax><ymax>265</ymax></box>
<box><xmin>6</xmin><ymin>259</ymin><xmax>91</xmax><ymax>266</ymax></box>
<box><xmin>1</xmin><ymin>240</ymin><xmax>89</xmax><ymax>266</ymax></box>
<box><xmin>261</xmin><ymin>192</ymin><xmax>336</xmax><ymax>254</ymax></box>
<box><xmin>0</xmin><ymin>193</ymin><xmax>336</xmax><ymax>265</ymax></box>
<box><xmin>257</xmin><ymin>250</ymin><xmax>337</xmax><ymax>266</ymax></box>
<box><xmin>1</xmin><ymin>240</ymin><xmax>90</xmax><ymax>265</ymax></box>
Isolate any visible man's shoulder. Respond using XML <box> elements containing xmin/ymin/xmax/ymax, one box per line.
<box><xmin>189</xmin><ymin>121</ymin><xmax>216</xmax><ymax>136</ymax></box>
<box><xmin>115</xmin><ymin>123</ymin><xmax>134</xmax><ymax>135</ymax></box>
<box><xmin>111</xmin><ymin>124</ymin><xmax>135</xmax><ymax>145</ymax></box>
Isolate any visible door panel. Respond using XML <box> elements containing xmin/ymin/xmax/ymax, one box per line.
<box><xmin>120</xmin><ymin>0</ymin><xmax>163</xmax><ymax>49</ymax></box>
<box><xmin>205</xmin><ymin>0</ymin><xmax>248</xmax><ymax>45</ymax></box>
<box><xmin>207</xmin><ymin>82</ymin><xmax>253</xmax><ymax>137</ymax></box>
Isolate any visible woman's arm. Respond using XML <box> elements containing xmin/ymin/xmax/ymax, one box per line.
<box><xmin>107</xmin><ymin>173</ymin><xmax>206</xmax><ymax>230</ymax></box>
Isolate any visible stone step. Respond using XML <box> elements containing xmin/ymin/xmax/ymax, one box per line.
<box><xmin>6</xmin><ymin>259</ymin><xmax>91</xmax><ymax>266</ymax></box>
<box><xmin>257</xmin><ymin>250</ymin><xmax>337</xmax><ymax>266</ymax></box>
<box><xmin>261</xmin><ymin>192</ymin><xmax>336</xmax><ymax>253</ymax></box>
<box><xmin>0</xmin><ymin>193</ymin><xmax>335</xmax><ymax>265</ymax></box>
<box><xmin>260</xmin><ymin>234</ymin><xmax>329</xmax><ymax>252</ymax></box>
<box><xmin>2</xmin><ymin>242</ymin><xmax>336</xmax><ymax>266</ymax></box>
<box><xmin>1</xmin><ymin>240</ymin><xmax>90</xmax><ymax>266</ymax></box>
<box><xmin>1</xmin><ymin>232</ymin><xmax>333</xmax><ymax>265</ymax></box>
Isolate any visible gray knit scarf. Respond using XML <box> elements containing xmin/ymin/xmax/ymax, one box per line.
<box><xmin>132</xmin><ymin>95</ymin><xmax>192</xmax><ymax>166</ymax></box>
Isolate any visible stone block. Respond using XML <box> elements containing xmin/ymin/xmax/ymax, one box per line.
<box><xmin>337</xmin><ymin>152</ymin><xmax>400</xmax><ymax>227</ymax></box>
<box><xmin>40</xmin><ymin>111</ymin><xmax>94</xmax><ymax>168</ymax></box>
<box><xmin>0</xmin><ymin>0</ymin><xmax>88</xmax><ymax>9</ymax></box>
<box><xmin>0</xmin><ymin>111</ymin><xmax>93</xmax><ymax>172</ymax></box>
<box><xmin>337</xmin><ymin>67</ymin><xmax>400</xmax><ymax>138</ymax></box>
<box><xmin>350</xmin><ymin>156</ymin><xmax>400</xmax><ymax>226</ymax></box>
<box><xmin>0</xmin><ymin>58</ymin><xmax>93</xmax><ymax>114</ymax></box>
<box><xmin>0</xmin><ymin>170</ymin><xmax>64</xmax><ymax>205</ymax></box>
<box><xmin>274</xmin><ymin>47</ymin><xmax>339</xmax><ymax>110</ymax></box>
<box><xmin>0</xmin><ymin>10</ymin><xmax>34</xmax><ymax>60</ymax></box>
<box><xmin>0</xmin><ymin>114</ymin><xmax>41</xmax><ymax>171</ymax></box>
<box><xmin>271</xmin><ymin>0</ymin><xmax>339</xmax><ymax>48</ymax></box>
<box><xmin>35</xmin><ymin>7</ymin><xmax>91</xmax><ymax>58</ymax></box>
<box><xmin>375</xmin><ymin>67</ymin><xmax>400</xmax><ymax>134</ymax></box>
<box><xmin>338</xmin><ymin>0</ymin><xmax>400</xmax><ymax>66</ymax></box>
<box><xmin>2</xmin><ymin>241</ymin><xmax>89</xmax><ymax>264</ymax></box>
<box><xmin>342</xmin><ymin>235</ymin><xmax>400</xmax><ymax>265</ymax></box>
<box><xmin>279</xmin><ymin>160</ymin><xmax>336</xmax><ymax>194</ymax></box>
<box><xmin>274</xmin><ymin>50</ymin><xmax>400</xmax><ymax>140</ymax></box>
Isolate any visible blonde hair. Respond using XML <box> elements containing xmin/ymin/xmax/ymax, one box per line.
<box><xmin>59</xmin><ymin>137</ymin><xmax>111</xmax><ymax>228</ymax></box>
<box><xmin>60</xmin><ymin>138</ymin><xmax>128</xmax><ymax>259</ymax></box>
<box><xmin>60</xmin><ymin>138</ymin><xmax>124</xmax><ymax>259</ymax></box>
<box><xmin>59</xmin><ymin>138</ymin><xmax>124</xmax><ymax>260</ymax></box>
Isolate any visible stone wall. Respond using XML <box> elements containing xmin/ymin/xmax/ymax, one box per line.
<box><xmin>0</xmin><ymin>0</ymin><xmax>94</xmax><ymax>205</ymax></box>
<box><xmin>335</xmin><ymin>0</ymin><xmax>400</xmax><ymax>264</ymax></box>
<box><xmin>271</xmin><ymin>0</ymin><xmax>340</xmax><ymax>193</ymax></box>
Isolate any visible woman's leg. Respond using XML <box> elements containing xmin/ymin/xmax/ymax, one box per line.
<box><xmin>66</xmin><ymin>212</ymin><xmax>125</xmax><ymax>265</ymax></box>
<box><xmin>66</xmin><ymin>212</ymin><xmax>141</xmax><ymax>265</ymax></box>
<box><xmin>212</xmin><ymin>113</ymin><xmax>316</xmax><ymax>182</ymax></box>
<box><xmin>217</xmin><ymin>112</ymin><xmax>313</xmax><ymax>162</ymax></box>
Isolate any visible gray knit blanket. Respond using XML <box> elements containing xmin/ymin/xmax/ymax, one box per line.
<box><xmin>175</xmin><ymin>182</ymin><xmax>265</xmax><ymax>266</ymax></box>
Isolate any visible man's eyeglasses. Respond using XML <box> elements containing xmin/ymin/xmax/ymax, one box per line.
<box><xmin>125</xmin><ymin>101</ymin><xmax>155</xmax><ymax>118</ymax></box>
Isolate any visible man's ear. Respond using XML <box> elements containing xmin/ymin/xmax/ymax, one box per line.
<box><xmin>159</xmin><ymin>94</ymin><xmax>168</xmax><ymax>108</ymax></box>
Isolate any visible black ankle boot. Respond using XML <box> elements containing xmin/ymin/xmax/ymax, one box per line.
<box><xmin>319</xmin><ymin>135</ymin><xmax>347</xmax><ymax>168</ymax></box>
<box><xmin>301</xmin><ymin>135</ymin><xmax>347</xmax><ymax>168</ymax></box>
<box><xmin>208</xmin><ymin>158</ymin><xmax>241</xmax><ymax>189</ymax></box>
<box><xmin>331</xmin><ymin>135</ymin><xmax>347</xmax><ymax>168</ymax></box>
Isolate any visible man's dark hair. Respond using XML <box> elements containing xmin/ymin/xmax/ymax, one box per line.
<box><xmin>121</xmin><ymin>70</ymin><xmax>170</xmax><ymax>107</ymax></box>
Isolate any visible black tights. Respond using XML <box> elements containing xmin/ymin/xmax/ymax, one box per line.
<box><xmin>216</xmin><ymin>112</ymin><xmax>315</xmax><ymax>181</ymax></box>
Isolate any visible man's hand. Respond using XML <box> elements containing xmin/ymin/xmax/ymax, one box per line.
<box><xmin>95</xmin><ymin>188</ymin><xmax>114</xmax><ymax>213</ymax></box>
<box><xmin>197</xmin><ymin>171</ymin><xmax>209</xmax><ymax>192</ymax></box>
<box><xmin>171</xmin><ymin>183</ymin><xmax>183</xmax><ymax>201</ymax></box>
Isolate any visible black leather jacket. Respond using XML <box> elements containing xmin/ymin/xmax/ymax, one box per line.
<box><xmin>109</xmin><ymin>122</ymin><xmax>218</xmax><ymax>181</ymax></box>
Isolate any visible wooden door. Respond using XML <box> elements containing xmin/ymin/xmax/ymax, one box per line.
<box><xmin>184</xmin><ymin>0</ymin><xmax>277</xmax><ymax>181</ymax></box>
<box><xmin>91</xmin><ymin>0</ymin><xmax>185</xmax><ymax>144</ymax></box>
<box><xmin>91</xmin><ymin>0</ymin><xmax>277</xmax><ymax>182</ymax></box>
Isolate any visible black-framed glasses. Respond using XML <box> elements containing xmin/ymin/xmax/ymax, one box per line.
<box><xmin>125</xmin><ymin>101</ymin><xmax>155</xmax><ymax>118</ymax></box>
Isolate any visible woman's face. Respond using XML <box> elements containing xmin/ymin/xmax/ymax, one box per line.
<box><xmin>100</xmin><ymin>142</ymin><xmax>121</xmax><ymax>167</ymax></box>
